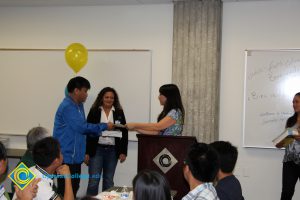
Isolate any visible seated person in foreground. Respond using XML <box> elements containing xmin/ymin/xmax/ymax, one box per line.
<box><xmin>22</xmin><ymin>126</ymin><xmax>50</xmax><ymax>167</ymax></box>
<box><xmin>126</xmin><ymin>84</ymin><xmax>184</xmax><ymax>136</ymax></box>
<box><xmin>0</xmin><ymin>141</ymin><xmax>39</xmax><ymax>200</ymax></box>
<box><xmin>12</xmin><ymin>127</ymin><xmax>50</xmax><ymax>192</ymax></box>
<box><xmin>133</xmin><ymin>169</ymin><xmax>171</xmax><ymax>200</ymax></box>
<box><xmin>0</xmin><ymin>141</ymin><xmax>9</xmax><ymax>199</ymax></box>
<box><xmin>13</xmin><ymin>137</ymin><xmax>74</xmax><ymax>200</ymax></box>
<box><xmin>210</xmin><ymin>141</ymin><xmax>244</xmax><ymax>200</ymax></box>
<box><xmin>182</xmin><ymin>143</ymin><xmax>220</xmax><ymax>200</ymax></box>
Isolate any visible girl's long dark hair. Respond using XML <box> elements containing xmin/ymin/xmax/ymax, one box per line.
<box><xmin>157</xmin><ymin>84</ymin><xmax>185</xmax><ymax>123</ymax></box>
<box><xmin>90</xmin><ymin>87</ymin><xmax>122</xmax><ymax>111</ymax></box>
<box><xmin>286</xmin><ymin>92</ymin><xmax>300</xmax><ymax>128</ymax></box>
<box><xmin>132</xmin><ymin>170</ymin><xmax>171</xmax><ymax>200</ymax></box>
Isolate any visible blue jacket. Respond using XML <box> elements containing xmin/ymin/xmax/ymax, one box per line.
<box><xmin>53</xmin><ymin>96</ymin><xmax>108</xmax><ymax>164</ymax></box>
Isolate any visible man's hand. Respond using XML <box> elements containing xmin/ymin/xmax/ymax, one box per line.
<box><xmin>15</xmin><ymin>178</ymin><xmax>41</xmax><ymax>200</ymax></box>
<box><xmin>107</xmin><ymin>122</ymin><xmax>114</xmax><ymax>130</ymax></box>
<box><xmin>56</xmin><ymin>164</ymin><xmax>71</xmax><ymax>177</ymax></box>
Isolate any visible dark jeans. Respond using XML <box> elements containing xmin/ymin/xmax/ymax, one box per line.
<box><xmin>281</xmin><ymin>161</ymin><xmax>300</xmax><ymax>200</ymax></box>
<box><xmin>86</xmin><ymin>145</ymin><xmax>118</xmax><ymax>196</ymax></box>
<box><xmin>57</xmin><ymin>163</ymin><xmax>81</xmax><ymax>198</ymax></box>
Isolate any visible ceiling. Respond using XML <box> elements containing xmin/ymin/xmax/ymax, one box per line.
<box><xmin>0</xmin><ymin>0</ymin><xmax>280</xmax><ymax>7</ymax></box>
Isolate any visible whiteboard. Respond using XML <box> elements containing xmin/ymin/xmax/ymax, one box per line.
<box><xmin>0</xmin><ymin>49</ymin><xmax>152</xmax><ymax>141</ymax></box>
<box><xmin>243</xmin><ymin>49</ymin><xmax>300</xmax><ymax>148</ymax></box>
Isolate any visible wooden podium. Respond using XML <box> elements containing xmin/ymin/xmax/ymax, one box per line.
<box><xmin>137</xmin><ymin>134</ymin><xmax>197</xmax><ymax>200</ymax></box>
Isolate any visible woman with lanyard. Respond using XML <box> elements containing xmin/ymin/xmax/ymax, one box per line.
<box><xmin>85</xmin><ymin>87</ymin><xmax>128</xmax><ymax>196</ymax></box>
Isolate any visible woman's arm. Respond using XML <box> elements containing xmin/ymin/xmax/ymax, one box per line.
<box><xmin>294</xmin><ymin>134</ymin><xmax>300</xmax><ymax>141</ymax></box>
<box><xmin>135</xmin><ymin>129</ymin><xmax>160</xmax><ymax>135</ymax></box>
<box><xmin>275</xmin><ymin>141</ymin><xmax>285</xmax><ymax>148</ymax></box>
<box><xmin>126</xmin><ymin>116</ymin><xmax>176</xmax><ymax>131</ymax></box>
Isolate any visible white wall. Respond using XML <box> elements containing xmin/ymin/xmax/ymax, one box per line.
<box><xmin>0</xmin><ymin>4</ymin><xmax>173</xmax><ymax>197</ymax></box>
<box><xmin>0</xmin><ymin>5</ymin><xmax>173</xmax><ymax>121</ymax></box>
<box><xmin>220</xmin><ymin>1</ymin><xmax>300</xmax><ymax>199</ymax></box>
<box><xmin>4</xmin><ymin>1</ymin><xmax>300</xmax><ymax>199</ymax></box>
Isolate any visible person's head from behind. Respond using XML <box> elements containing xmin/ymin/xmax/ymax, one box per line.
<box><xmin>27</xmin><ymin>126</ymin><xmax>50</xmax><ymax>151</ymax></box>
<box><xmin>158</xmin><ymin>84</ymin><xmax>185</xmax><ymax>121</ymax></box>
<box><xmin>67</xmin><ymin>76</ymin><xmax>91</xmax><ymax>103</ymax></box>
<box><xmin>0</xmin><ymin>141</ymin><xmax>7</xmax><ymax>176</ymax></box>
<box><xmin>210</xmin><ymin>141</ymin><xmax>238</xmax><ymax>175</ymax></box>
<box><xmin>91</xmin><ymin>87</ymin><xmax>122</xmax><ymax>111</ymax></box>
<box><xmin>183</xmin><ymin>143</ymin><xmax>219</xmax><ymax>184</ymax></box>
<box><xmin>33</xmin><ymin>137</ymin><xmax>62</xmax><ymax>170</ymax></box>
<box><xmin>132</xmin><ymin>169</ymin><xmax>171</xmax><ymax>200</ymax></box>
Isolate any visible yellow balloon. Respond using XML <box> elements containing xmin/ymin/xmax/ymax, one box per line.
<box><xmin>65</xmin><ymin>43</ymin><xmax>88</xmax><ymax>73</ymax></box>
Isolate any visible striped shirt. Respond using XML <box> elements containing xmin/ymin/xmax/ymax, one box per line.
<box><xmin>182</xmin><ymin>183</ymin><xmax>219</xmax><ymax>200</ymax></box>
<box><xmin>30</xmin><ymin>165</ymin><xmax>59</xmax><ymax>200</ymax></box>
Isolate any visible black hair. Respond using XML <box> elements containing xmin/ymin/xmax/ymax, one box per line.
<box><xmin>90</xmin><ymin>87</ymin><xmax>123</xmax><ymax>111</ymax></box>
<box><xmin>0</xmin><ymin>141</ymin><xmax>7</xmax><ymax>161</ymax></box>
<box><xmin>185</xmin><ymin>143</ymin><xmax>219</xmax><ymax>182</ymax></box>
<box><xmin>286</xmin><ymin>92</ymin><xmax>300</xmax><ymax>128</ymax></box>
<box><xmin>67</xmin><ymin>76</ymin><xmax>91</xmax><ymax>93</ymax></box>
<box><xmin>210</xmin><ymin>141</ymin><xmax>237</xmax><ymax>173</ymax></box>
<box><xmin>132</xmin><ymin>169</ymin><xmax>171</xmax><ymax>200</ymax></box>
<box><xmin>157</xmin><ymin>84</ymin><xmax>185</xmax><ymax>123</ymax></box>
<box><xmin>33</xmin><ymin>137</ymin><xmax>60</xmax><ymax>168</ymax></box>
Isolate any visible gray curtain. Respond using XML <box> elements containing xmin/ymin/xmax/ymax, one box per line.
<box><xmin>172</xmin><ymin>0</ymin><xmax>222</xmax><ymax>143</ymax></box>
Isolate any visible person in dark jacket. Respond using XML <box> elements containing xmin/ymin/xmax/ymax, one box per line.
<box><xmin>86</xmin><ymin>87</ymin><xmax>128</xmax><ymax>195</ymax></box>
<box><xmin>210</xmin><ymin>141</ymin><xmax>244</xmax><ymax>200</ymax></box>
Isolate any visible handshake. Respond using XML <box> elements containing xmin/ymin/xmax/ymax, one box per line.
<box><xmin>106</xmin><ymin>122</ymin><xmax>135</xmax><ymax>131</ymax></box>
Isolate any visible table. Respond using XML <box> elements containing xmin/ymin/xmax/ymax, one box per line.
<box><xmin>106</xmin><ymin>186</ymin><xmax>177</xmax><ymax>198</ymax></box>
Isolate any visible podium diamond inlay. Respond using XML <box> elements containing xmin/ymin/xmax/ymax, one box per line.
<box><xmin>153</xmin><ymin>148</ymin><xmax>178</xmax><ymax>174</ymax></box>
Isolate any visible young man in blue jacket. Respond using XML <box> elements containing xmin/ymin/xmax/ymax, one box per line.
<box><xmin>53</xmin><ymin>76</ymin><xmax>113</xmax><ymax>197</ymax></box>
